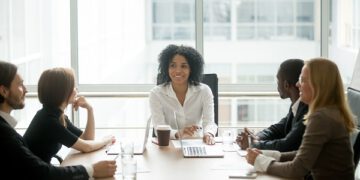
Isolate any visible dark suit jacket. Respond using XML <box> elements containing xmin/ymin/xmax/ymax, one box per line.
<box><xmin>0</xmin><ymin>116</ymin><xmax>89</xmax><ymax>180</ymax></box>
<box><xmin>252</xmin><ymin>101</ymin><xmax>308</xmax><ymax>152</ymax></box>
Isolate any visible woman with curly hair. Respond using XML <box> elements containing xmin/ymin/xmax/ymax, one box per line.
<box><xmin>149</xmin><ymin>44</ymin><xmax>217</xmax><ymax>145</ymax></box>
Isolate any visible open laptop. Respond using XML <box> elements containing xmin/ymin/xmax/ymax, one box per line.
<box><xmin>106</xmin><ymin>117</ymin><xmax>151</xmax><ymax>155</ymax></box>
<box><xmin>173</xmin><ymin>112</ymin><xmax>224</xmax><ymax>158</ymax></box>
<box><xmin>179</xmin><ymin>138</ymin><xmax>224</xmax><ymax>158</ymax></box>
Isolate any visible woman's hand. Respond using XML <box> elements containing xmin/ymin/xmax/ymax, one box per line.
<box><xmin>73</xmin><ymin>96</ymin><xmax>93</xmax><ymax>111</ymax></box>
<box><xmin>176</xmin><ymin>125</ymin><xmax>201</xmax><ymax>139</ymax></box>
<box><xmin>103</xmin><ymin>135</ymin><xmax>116</xmax><ymax>145</ymax></box>
<box><xmin>203</xmin><ymin>133</ymin><xmax>215</xmax><ymax>145</ymax></box>
<box><xmin>246</xmin><ymin>148</ymin><xmax>262</xmax><ymax>165</ymax></box>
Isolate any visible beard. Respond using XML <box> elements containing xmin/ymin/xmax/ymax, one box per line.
<box><xmin>6</xmin><ymin>91</ymin><xmax>25</xmax><ymax>110</ymax></box>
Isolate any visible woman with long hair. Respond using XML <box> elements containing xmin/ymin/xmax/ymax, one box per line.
<box><xmin>246</xmin><ymin>58</ymin><xmax>355</xmax><ymax>179</ymax></box>
<box><xmin>24</xmin><ymin>67</ymin><xmax>115</xmax><ymax>163</ymax></box>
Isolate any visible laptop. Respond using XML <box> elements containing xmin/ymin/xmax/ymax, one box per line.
<box><xmin>172</xmin><ymin>112</ymin><xmax>224</xmax><ymax>158</ymax></box>
<box><xmin>178</xmin><ymin>137</ymin><xmax>224</xmax><ymax>158</ymax></box>
<box><xmin>106</xmin><ymin>117</ymin><xmax>151</xmax><ymax>155</ymax></box>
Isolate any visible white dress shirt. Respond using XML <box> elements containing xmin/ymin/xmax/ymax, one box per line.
<box><xmin>149</xmin><ymin>82</ymin><xmax>218</xmax><ymax>139</ymax></box>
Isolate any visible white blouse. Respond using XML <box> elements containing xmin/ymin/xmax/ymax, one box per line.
<box><xmin>149</xmin><ymin>82</ymin><xmax>218</xmax><ymax>139</ymax></box>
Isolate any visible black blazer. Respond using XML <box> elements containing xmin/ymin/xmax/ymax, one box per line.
<box><xmin>253</xmin><ymin>102</ymin><xmax>309</xmax><ymax>152</ymax></box>
<box><xmin>0</xmin><ymin>116</ymin><xmax>89</xmax><ymax>180</ymax></box>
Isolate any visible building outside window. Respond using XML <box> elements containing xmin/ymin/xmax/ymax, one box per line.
<box><xmin>0</xmin><ymin>0</ymin><xmax>358</xmax><ymax>130</ymax></box>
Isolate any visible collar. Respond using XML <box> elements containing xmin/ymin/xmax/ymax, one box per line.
<box><xmin>162</xmin><ymin>82</ymin><xmax>201</xmax><ymax>99</ymax></box>
<box><xmin>0</xmin><ymin>110</ymin><xmax>19</xmax><ymax>128</ymax></box>
<box><xmin>291</xmin><ymin>98</ymin><xmax>301</xmax><ymax>117</ymax></box>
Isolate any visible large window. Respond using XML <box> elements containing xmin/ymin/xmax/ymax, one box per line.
<box><xmin>329</xmin><ymin>0</ymin><xmax>359</xmax><ymax>84</ymax></box>
<box><xmin>1</xmin><ymin>0</ymin><xmax>359</xmax><ymax>129</ymax></box>
<box><xmin>0</xmin><ymin>0</ymin><xmax>71</xmax><ymax>85</ymax></box>
<box><xmin>77</xmin><ymin>0</ymin><xmax>196</xmax><ymax>85</ymax></box>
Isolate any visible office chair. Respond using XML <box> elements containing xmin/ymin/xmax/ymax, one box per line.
<box><xmin>348</xmin><ymin>48</ymin><xmax>360</xmax><ymax>170</ymax></box>
<box><xmin>152</xmin><ymin>73</ymin><xmax>219</xmax><ymax>137</ymax></box>
<box><xmin>348</xmin><ymin>87</ymin><xmax>360</xmax><ymax>168</ymax></box>
<box><xmin>348</xmin><ymin>87</ymin><xmax>360</xmax><ymax>129</ymax></box>
<box><xmin>201</xmin><ymin>73</ymin><xmax>219</xmax><ymax>136</ymax></box>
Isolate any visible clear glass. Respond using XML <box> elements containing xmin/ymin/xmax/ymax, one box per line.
<box><xmin>77</xmin><ymin>0</ymin><xmax>195</xmax><ymax>84</ymax></box>
<box><xmin>77</xmin><ymin>96</ymin><xmax>290</xmax><ymax>129</ymax></box>
<box><xmin>121</xmin><ymin>157</ymin><xmax>137</xmax><ymax>180</ymax></box>
<box><xmin>222</xmin><ymin>129</ymin><xmax>234</xmax><ymax>149</ymax></box>
<box><xmin>78</xmin><ymin>97</ymin><xmax>150</xmax><ymax>128</ymax></box>
<box><xmin>120</xmin><ymin>141</ymin><xmax>134</xmax><ymax>159</ymax></box>
<box><xmin>0</xmin><ymin>0</ymin><xmax>71</xmax><ymax>85</ymax></box>
<box><xmin>205</xmin><ymin>0</ymin><xmax>320</xmax><ymax>86</ymax></box>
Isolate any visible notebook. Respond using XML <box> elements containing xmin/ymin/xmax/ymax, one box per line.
<box><xmin>106</xmin><ymin>117</ymin><xmax>151</xmax><ymax>155</ymax></box>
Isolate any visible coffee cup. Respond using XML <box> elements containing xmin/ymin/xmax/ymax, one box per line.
<box><xmin>156</xmin><ymin>125</ymin><xmax>171</xmax><ymax>146</ymax></box>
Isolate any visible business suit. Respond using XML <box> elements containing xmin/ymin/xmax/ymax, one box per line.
<box><xmin>0</xmin><ymin>116</ymin><xmax>89</xmax><ymax>180</ymax></box>
<box><xmin>267</xmin><ymin>106</ymin><xmax>354</xmax><ymax>179</ymax></box>
<box><xmin>253</xmin><ymin>101</ymin><xmax>308</xmax><ymax>152</ymax></box>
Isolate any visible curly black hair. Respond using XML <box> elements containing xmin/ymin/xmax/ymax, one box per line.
<box><xmin>157</xmin><ymin>44</ymin><xmax>204</xmax><ymax>86</ymax></box>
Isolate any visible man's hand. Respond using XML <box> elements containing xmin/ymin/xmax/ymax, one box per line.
<box><xmin>236</xmin><ymin>128</ymin><xmax>260</xmax><ymax>150</ymax></box>
<box><xmin>236</xmin><ymin>131</ymin><xmax>249</xmax><ymax>150</ymax></box>
<box><xmin>93</xmin><ymin>160</ymin><xmax>117</xmax><ymax>178</ymax></box>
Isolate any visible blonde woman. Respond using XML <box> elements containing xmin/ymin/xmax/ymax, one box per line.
<box><xmin>246</xmin><ymin>58</ymin><xmax>355</xmax><ymax>179</ymax></box>
<box><xmin>24</xmin><ymin>68</ymin><xmax>115</xmax><ymax>163</ymax></box>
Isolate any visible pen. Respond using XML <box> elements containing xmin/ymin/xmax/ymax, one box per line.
<box><xmin>113</xmin><ymin>154</ymin><xmax>119</xmax><ymax>160</ymax></box>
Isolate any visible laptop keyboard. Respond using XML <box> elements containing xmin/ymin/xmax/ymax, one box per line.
<box><xmin>185</xmin><ymin>146</ymin><xmax>207</xmax><ymax>156</ymax></box>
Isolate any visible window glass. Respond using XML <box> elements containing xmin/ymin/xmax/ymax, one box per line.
<box><xmin>277</xmin><ymin>1</ymin><xmax>293</xmax><ymax>23</ymax></box>
<box><xmin>77</xmin><ymin>0</ymin><xmax>195</xmax><ymax>84</ymax></box>
<box><xmin>257</xmin><ymin>0</ymin><xmax>275</xmax><ymax>23</ymax></box>
<box><xmin>0</xmin><ymin>0</ymin><xmax>70</xmax><ymax>85</ymax></box>
<box><xmin>297</xmin><ymin>0</ymin><xmax>314</xmax><ymax>22</ymax></box>
<box><xmin>329</xmin><ymin>0</ymin><xmax>359</xmax><ymax>84</ymax></box>
<box><xmin>237</xmin><ymin>0</ymin><xmax>255</xmax><ymax>23</ymax></box>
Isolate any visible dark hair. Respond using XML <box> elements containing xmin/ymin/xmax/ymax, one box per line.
<box><xmin>0</xmin><ymin>61</ymin><xmax>18</xmax><ymax>103</ymax></box>
<box><xmin>38</xmin><ymin>68</ymin><xmax>75</xmax><ymax>126</ymax></box>
<box><xmin>279</xmin><ymin>59</ymin><xmax>304</xmax><ymax>86</ymax></box>
<box><xmin>157</xmin><ymin>44</ymin><xmax>204</xmax><ymax>86</ymax></box>
<box><xmin>38</xmin><ymin>68</ymin><xmax>75</xmax><ymax>108</ymax></box>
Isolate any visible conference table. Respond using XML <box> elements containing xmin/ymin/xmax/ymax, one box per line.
<box><xmin>61</xmin><ymin>138</ymin><xmax>290</xmax><ymax>180</ymax></box>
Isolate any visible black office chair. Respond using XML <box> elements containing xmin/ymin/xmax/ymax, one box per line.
<box><xmin>347</xmin><ymin>87</ymin><xmax>360</xmax><ymax>168</ymax></box>
<box><xmin>348</xmin><ymin>87</ymin><xmax>360</xmax><ymax>129</ymax></box>
<box><xmin>152</xmin><ymin>73</ymin><xmax>219</xmax><ymax>137</ymax></box>
<box><xmin>353</xmin><ymin>133</ymin><xmax>360</xmax><ymax>168</ymax></box>
<box><xmin>201</xmin><ymin>73</ymin><xmax>219</xmax><ymax>136</ymax></box>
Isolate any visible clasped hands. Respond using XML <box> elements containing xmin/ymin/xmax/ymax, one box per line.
<box><xmin>236</xmin><ymin>128</ymin><xmax>259</xmax><ymax>150</ymax></box>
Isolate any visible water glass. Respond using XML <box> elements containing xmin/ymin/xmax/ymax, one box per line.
<box><xmin>120</xmin><ymin>141</ymin><xmax>134</xmax><ymax>159</ymax></box>
<box><xmin>122</xmin><ymin>157</ymin><xmax>137</xmax><ymax>180</ymax></box>
<box><xmin>222</xmin><ymin>130</ymin><xmax>234</xmax><ymax>146</ymax></box>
